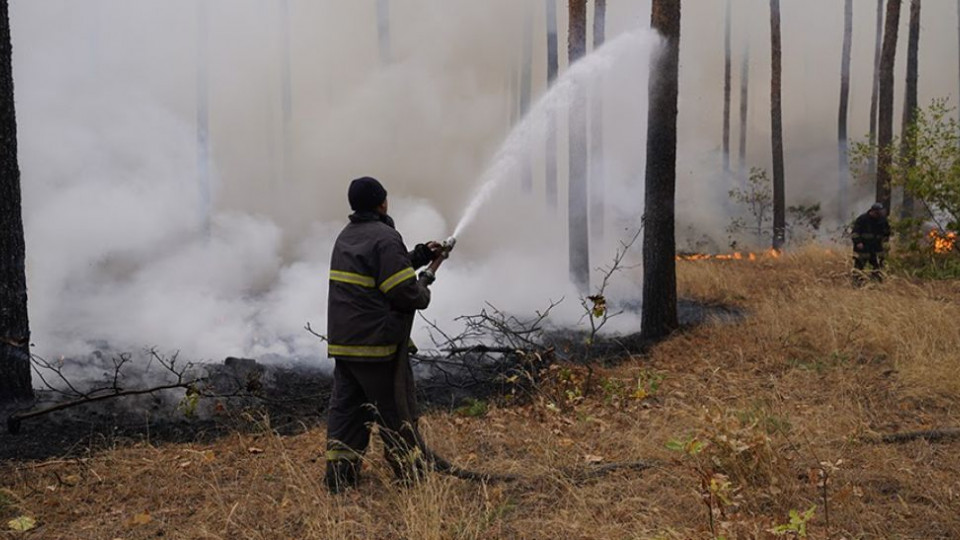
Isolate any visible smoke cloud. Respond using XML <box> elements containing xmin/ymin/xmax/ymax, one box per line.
<box><xmin>11</xmin><ymin>1</ymin><xmax>959</xmax><ymax>368</ymax></box>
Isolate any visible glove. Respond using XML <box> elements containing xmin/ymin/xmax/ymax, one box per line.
<box><xmin>419</xmin><ymin>268</ymin><xmax>436</xmax><ymax>286</ymax></box>
<box><xmin>410</xmin><ymin>243</ymin><xmax>435</xmax><ymax>269</ymax></box>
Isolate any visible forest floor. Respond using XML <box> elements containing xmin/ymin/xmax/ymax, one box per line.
<box><xmin>1</xmin><ymin>247</ymin><xmax>959</xmax><ymax>539</ymax></box>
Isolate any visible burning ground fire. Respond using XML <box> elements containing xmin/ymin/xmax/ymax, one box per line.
<box><xmin>676</xmin><ymin>249</ymin><xmax>781</xmax><ymax>262</ymax></box>
<box><xmin>929</xmin><ymin>229</ymin><xmax>958</xmax><ymax>254</ymax></box>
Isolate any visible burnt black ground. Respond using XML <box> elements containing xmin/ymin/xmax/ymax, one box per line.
<box><xmin>0</xmin><ymin>300</ymin><xmax>742</xmax><ymax>462</ymax></box>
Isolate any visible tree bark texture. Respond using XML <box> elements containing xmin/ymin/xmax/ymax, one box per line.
<box><xmin>279</xmin><ymin>0</ymin><xmax>293</xmax><ymax>183</ymax></box>
<box><xmin>722</xmin><ymin>0</ymin><xmax>732</xmax><ymax>176</ymax></box>
<box><xmin>376</xmin><ymin>0</ymin><xmax>391</xmax><ymax>65</ymax></box>
<box><xmin>197</xmin><ymin>0</ymin><xmax>211</xmax><ymax>231</ymax></box>
<box><xmin>568</xmin><ymin>0</ymin><xmax>589</xmax><ymax>292</ymax></box>
<box><xmin>520</xmin><ymin>6</ymin><xmax>534</xmax><ymax>193</ymax></box>
<box><xmin>877</xmin><ymin>0</ymin><xmax>902</xmax><ymax>211</ymax></box>
<box><xmin>0</xmin><ymin>0</ymin><xmax>33</xmax><ymax>402</ymax></box>
<box><xmin>869</xmin><ymin>0</ymin><xmax>884</xmax><ymax>187</ymax></box>
<box><xmin>738</xmin><ymin>42</ymin><xmax>749</xmax><ymax>181</ymax></box>
<box><xmin>545</xmin><ymin>0</ymin><xmax>559</xmax><ymax>211</ymax></box>
<box><xmin>641</xmin><ymin>0</ymin><xmax>680</xmax><ymax>340</ymax></box>
<box><xmin>900</xmin><ymin>0</ymin><xmax>920</xmax><ymax>220</ymax></box>
<box><xmin>590</xmin><ymin>0</ymin><xmax>607</xmax><ymax>244</ymax></box>
<box><xmin>838</xmin><ymin>0</ymin><xmax>853</xmax><ymax>223</ymax></box>
<box><xmin>770</xmin><ymin>0</ymin><xmax>786</xmax><ymax>250</ymax></box>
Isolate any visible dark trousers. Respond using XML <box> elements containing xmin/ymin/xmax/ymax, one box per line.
<box><xmin>854</xmin><ymin>251</ymin><xmax>884</xmax><ymax>281</ymax></box>
<box><xmin>325</xmin><ymin>356</ymin><xmax>423</xmax><ymax>485</ymax></box>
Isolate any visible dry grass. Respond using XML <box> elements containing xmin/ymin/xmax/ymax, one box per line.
<box><xmin>2</xmin><ymin>248</ymin><xmax>959</xmax><ymax>539</ymax></box>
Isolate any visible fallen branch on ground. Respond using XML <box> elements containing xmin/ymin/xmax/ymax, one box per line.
<box><xmin>865</xmin><ymin>428</ymin><xmax>960</xmax><ymax>444</ymax></box>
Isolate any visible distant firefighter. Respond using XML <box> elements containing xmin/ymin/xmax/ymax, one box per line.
<box><xmin>851</xmin><ymin>202</ymin><xmax>891</xmax><ymax>282</ymax></box>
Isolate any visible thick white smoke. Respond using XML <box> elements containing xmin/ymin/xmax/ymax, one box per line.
<box><xmin>13</xmin><ymin>1</ymin><xmax>655</xmax><ymax>368</ymax></box>
<box><xmin>13</xmin><ymin>1</ymin><xmax>959</xmax><ymax>370</ymax></box>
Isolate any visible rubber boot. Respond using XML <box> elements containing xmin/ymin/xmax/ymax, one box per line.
<box><xmin>325</xmin><ymin>459</ymin><xmax>360</xmax><ymax>494</ymax></box>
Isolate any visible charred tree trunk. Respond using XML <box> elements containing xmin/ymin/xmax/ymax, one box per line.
<box><xmin>900</xmin><ymin>0</ymin><xmax>920</xmax><ymax>220</ymax></box>
<box><xmin>641</xmin><ymin>0</ymin><xmax>681</xmax><ymax>340</ymax></box>
<box><xmin>520</xmin><ymin>5</ymin><xmax>534</xmax><ymax>193</ymax></box>
<box><xmin>868</xmin><ymin>0</ymin><xmax>884</xmax><ymax>190</ymax></box>
<box><xmin>738</xmin><ymin>42</ymin><xmax>750</xmax><ymax>181</ymax></box>
<box><xmin>838</xmin><ymin>0</ymin><xmax>853</xmax><ymax>223</ymax></box>
<box><xmin>877</xmin><ymin>0</ymin><xmax>902</xmax><ymax>211</ymax></box>
<box><xmin>770</xmin><ymin>0</ymin><xmax>786</xmax><ymax>250</ymax></box>
<box><xmin>0</xmin><ymin>0</ymin><xmax>33</xmax><ymax>402</ymax></box>
<box><xmin>376</xmin><ymin>0</ymin><xmax>391</xmax><ymax>65</ymax></box>
<box><xmin>279</xmin><ymin>0</ymin><xmax>293</xmax><ymax>183</ymax></box>
<box><xmin>568</xmin><ymin>0</ymin><xmax>589</xmax><ymax>292</ymax></box>
<box><xmin>197</xmin><ymin>0</ymin><xmax>211</xmax><ymax>232</ymax></box>
<box><xmin>722</xmin><ymin>0</ymin><xmax>732</xmax><ymax>177</ymax></box>
<box><xmin>545</xmin><ymin>0</ymin><xmax>559</xmax><ymax>211</ymax></box>
<box><xmin>590</xmin><ymin>0</ymin><xmax>607</xmax><ymax>243</ymax></box>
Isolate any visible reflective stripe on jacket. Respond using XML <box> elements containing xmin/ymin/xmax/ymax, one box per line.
<box><xmin>326</xmin><ymin>212</ymin><xmax>431</xmax><ymax>361</ymax></box>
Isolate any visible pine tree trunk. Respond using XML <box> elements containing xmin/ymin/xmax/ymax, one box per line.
<box><xmin>590</xmin><ymin>0</ymin><xmax>607</xmax><ymax>243</ymax></box>
<box><xmin>722</xmin><ymin>0</ymin><xmax>732</xmax><ymax>177</ymax></box>
<box><xmin>900</xmin><ymin>0</ymin><xmax>920</xmax><ymax>220</ymax></box>
<box><xmin>838</xmin><ymin>0</ymin><xmax>853</xmax><ymax>223</ymax></box>
<box><xmin>376</xmin><ymin>0</ymin><xmax>391</xmax><ymax>65</ymax></box>
<box><xmin>0</xmin><ymin>0</ymin><xmax>33</xmax><ymax>402</ymax></box>
<box><xmin>545</xmin><ymin>0</ymin><xmax>559</xmax><ymax>211</ymax></box>
<box><xmin>868</xmin><ymin>0</ymin><xmax>884</xmax><ymax>189</ymax></box>
<box><xmin>877</xmin><ymin>0</ymin><xmax>903</xmax><ymax>211</ymax></box>
<box><xmin>197</xmin><ymin>0</ymin><xmax>211</xmax><ymax>232</ymax></box>
<box><xmin>520</xmin><ymin>5</ymin><xmax>534</xmax><ymax>193</ymax></box>
<box><xmin>770</xmin><ymin>0</ymin><xmax>786</xmax><ymax>250</ymax></box>
<box><xmin>738</xmin><ymin>42</ymin><xmax>749</xmax><ymax>181</ymax></box>
<box><xmin>568</xmin><ymin>0</ymin><xmax>589</xmax><ymax>292</ymax></box>
<box><xmin>641</xmin><ymin>0</ymin><xmax>681</xmax><ymax>340</ymax></box>
<box><xmin>280</xmin><ymin>0</ymin><xmax>293</xmax><ymax>183</ymax></box>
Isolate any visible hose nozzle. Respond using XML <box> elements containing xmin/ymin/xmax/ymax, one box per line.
<box><xmin>440</xmin><ymin>236</ymin><xmax>456</xmax><ymax>259</ymax></box>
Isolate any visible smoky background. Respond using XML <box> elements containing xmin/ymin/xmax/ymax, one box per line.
<box><xmin>10</xmin><ymin>0</ymin><xmax>957</xmax><ymax>367</ymax></box>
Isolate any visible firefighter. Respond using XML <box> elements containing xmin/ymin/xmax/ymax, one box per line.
<box><xmin>324</xmin><ymin>176</ymin><xmax>442</xmax><ymax>493</ymax></box>
<box><xmin>851</xmin><ymin>202</ymin><xmax>891</xmax><ymax>282</ymax></box>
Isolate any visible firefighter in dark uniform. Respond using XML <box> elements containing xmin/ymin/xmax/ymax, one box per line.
<box><xmin>324</xmin><ymin>176</ymin><xmax>442</xmax><ymax>493</ymax></box>
<box><xmin>851</xmin><ymin>202</ymin><xmax>891</xmax><ymax>281</ymax></box>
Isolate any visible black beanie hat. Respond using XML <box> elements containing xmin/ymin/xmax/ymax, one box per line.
<box><xmin>348</xmin><ymin>177</ymin><xmax>388</xmax><ymax>212</ymax></box>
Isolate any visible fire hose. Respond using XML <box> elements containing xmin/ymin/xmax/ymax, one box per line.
<box><xmin>392</xmin><ymin>236</ymin><xmax>661</xmax><ymax>485</ymax></box>
<box><xmin>392</xmin><ymin>236</ymin><xmax>519</xmax><ymax>483</ymax></box>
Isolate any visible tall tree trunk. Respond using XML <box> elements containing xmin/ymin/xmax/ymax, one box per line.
<box><xmin>868</xmin><ymin>0</ymin><xmax>884</xmax><ymax>189</ymax></box>
<box><xmin>0</xmin><ymin>0</ymin><xmax>33</xmax><ymax>402</ymax></box>
<box><xmin>838</xmin><ymin>0</ymin><xmax>853</xmax><ymax>223</ymax></box>
<box><xmin>738</xmin><ymin>42</ymin><xmax>749</xmax><ymax>181</ymax></box>
<box><xmin>520</xmin><ymin>5</ymin><xmax>534</xmax><ymax>193</ymax></box>
<box><xmin>722</xmin><ymin>0</ymin><xmax>732</xmax><ymax>177</ymax></box>
<box><xmin>376</xmin><ymin>0</ymin><xmax>391</xmax><ymax>65</ymax></box>
<box><xmin>590</xmin><ymin>0</ymin><xmax>607</xmax><ymax>243</ymax></box>
<box><xmin>568</xmin><ymin>0</ymin><xmax>589</xmax><ymax>292</ymax></box>
<box><xmin>900</xmin><ymin>0</ymin><xmax>920</xmax><ymax>220</ymax></box>
<box><xmin>545</xmin><ymin>0</ymin><xmax>559</xmax><ymax>211</ymax></box>
<box><xmin>280</xmin><ymin>0</ymin><xmax>293</xmax><ymax>183</ymax></box>
<box><xmin>877</xmin><ymin>0</ymin><xmax>903</xmax><ymax>211</ymax></box>
<box><xmin>770</xmin><ymin>0</ymin><xmax>786</xmax><ymax>250</ymax></box>
<box><xmin>641</xmin><ymin>0</ymin><xmax>681</xmax><ymax>340</ymax></box>
<box><xmin>197</xmin><ymin>0</ymin><xmax>211</xmax><ymax>232</ymax></box>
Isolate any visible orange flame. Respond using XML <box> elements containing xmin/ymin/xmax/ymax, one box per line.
<box><xmin>676</xmin><ymin>249</ymin><xmax>781</xmax><ymax>262</ymax></box>
<box><xmin>929</xmin><ymin>230</ymin><xmax>957</xmax><ymax>254</ymax></box>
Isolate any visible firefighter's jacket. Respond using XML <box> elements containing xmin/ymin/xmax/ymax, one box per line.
<box><xmin>851</xmin><ymin>212</ymin><xmax>891</xmax><ymax>254</ymax></box>
<box><xmin>327</xmin><ymin>212</ymin><xmax>432</xmax><ymax>362</ymax></box>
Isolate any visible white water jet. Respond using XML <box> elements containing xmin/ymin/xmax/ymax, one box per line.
<box><xmin>451</xmin><ymin>29</ymin><xmax>660</xmax><ymax>240</ymax></box>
